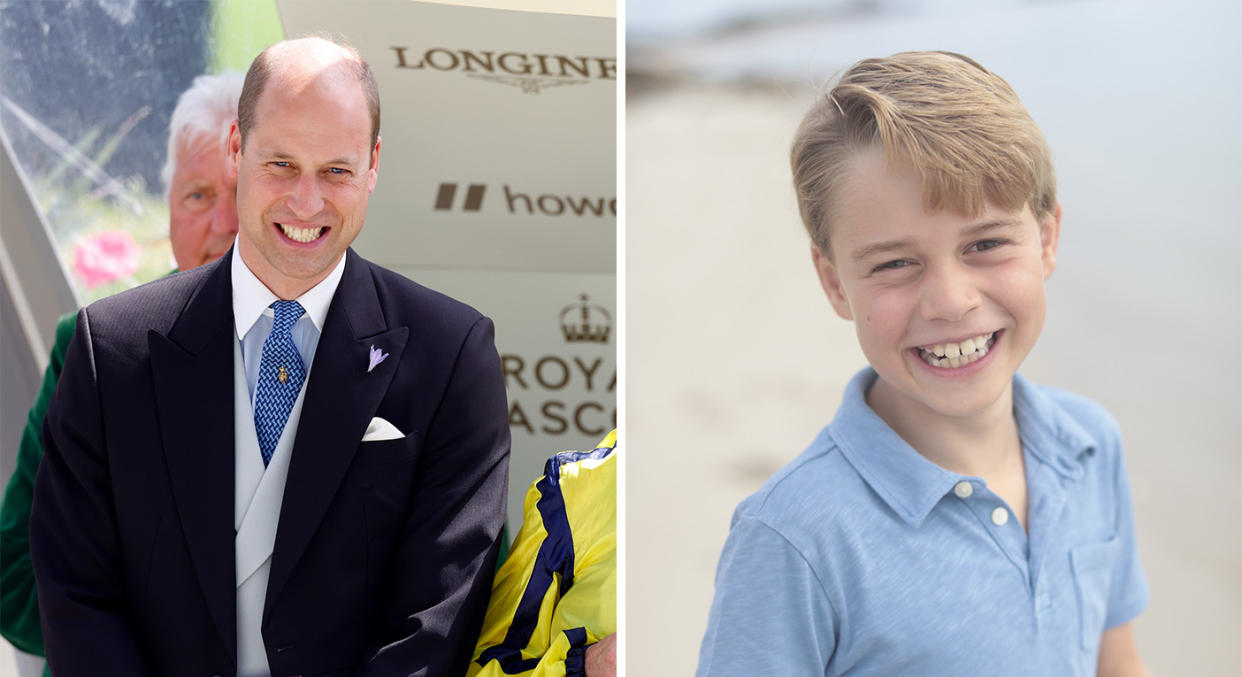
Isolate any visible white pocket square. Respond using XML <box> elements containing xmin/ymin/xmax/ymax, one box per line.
<box><xmin>362</xmin><ymin>417</ymin><xmax>404</xmax><ymax>442</ymax></box>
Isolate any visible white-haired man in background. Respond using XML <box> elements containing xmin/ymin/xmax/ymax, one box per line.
<box><xmin>163</xmin><ymin>71</ymin><xmax>245</xmax><ymax>270</ymax></box>
<box><xmin>0</xmin><ymin>71</ymin><xmax>243</xmax><ymax>677</ymax></box>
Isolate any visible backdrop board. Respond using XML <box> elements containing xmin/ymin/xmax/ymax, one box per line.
<box><xmin>276</xmin><ymin>0</ymin><xmax>617</xmax><ymax>529</ymax></box>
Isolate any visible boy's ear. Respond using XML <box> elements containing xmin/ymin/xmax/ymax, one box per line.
<box><xmin>1040</xmin><ymin>202</ymin><xmax>1062</xmax><ymax>280</ymax></box>
<box><xmin>811</xmin><ymin>243</ymin><xmax>854</xmax><ymax>321</ymax></box>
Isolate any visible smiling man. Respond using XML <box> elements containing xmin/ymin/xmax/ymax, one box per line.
<box><xmin>29</xmin><ymin>37</ymin><xmax>510</xmax><ymax>677</ymax></box>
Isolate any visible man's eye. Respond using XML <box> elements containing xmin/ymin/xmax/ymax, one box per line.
<box><xmin>327</xmin><ymin>167</ymin><xmax>349</xmax><ymax>175</ymax></box>
<box><xmin>872</xmin><ymin>259</ymin><xmax>911</xmax><ymax>273</ymax></box>
<box><xmin>182</xmin><ymin>191</ymin><xmax>212</xmax><ymax>212</ymax></box>
<box><xmin>271</xmin><ymin>161</ymin><xmax>291</xmax><ymax>168</ymax></box>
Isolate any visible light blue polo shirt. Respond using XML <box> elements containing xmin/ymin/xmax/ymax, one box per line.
<box><xmin>697</xmin><ymin>368</ymin><xmax>1147</xmax><ymax>676</ymax></box>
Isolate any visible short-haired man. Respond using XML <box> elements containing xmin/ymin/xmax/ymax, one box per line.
<box><xmin>0</xmin><ymin>70</ymin><xmax>242</xmax><ymax>676</ymax></box>
<box><xmin>30</xmin><ymin>37</ymin><xmax>510</xmax><ymax>677</ymax></box>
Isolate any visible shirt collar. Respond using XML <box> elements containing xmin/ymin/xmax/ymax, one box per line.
<box><xmin>230</xmin><ymin>237</ymin><xmax>347</xmax><ymax>338</ymax></box>
<box><xmin>829</xmin><ymin>368</ymin><xmax>965</xmax><ymax>527</ymax></box>
<box><xmin>829</xmin><ymin>367</ymin><xmax>1099</xmax><ymax>528</ymax></box>
<box><xmin>1011</xmin><ymin>372</ymin><xmax>1097</xmax><ymax>481</ymax></box>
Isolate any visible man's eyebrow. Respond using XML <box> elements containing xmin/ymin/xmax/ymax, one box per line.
<box><xmin>261</xmin><ymin>150</ymin><xmax>360</xmax><ymax>166</ymax></box>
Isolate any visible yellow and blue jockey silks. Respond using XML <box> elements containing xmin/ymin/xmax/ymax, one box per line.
<box><xmin>469</xmin><ymin>431</ymin><xmax>617</xmax><ymax>677</ymax></box>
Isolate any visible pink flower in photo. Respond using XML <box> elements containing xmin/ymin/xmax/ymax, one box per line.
<box><xmin>74</xmin><ymin>230</ymin><xmax>140</xmax><ymax>288</ymax></box>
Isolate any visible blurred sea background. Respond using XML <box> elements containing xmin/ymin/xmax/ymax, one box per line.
<box><xmin>626</xmin><ymin>0</ymin><xmax>1241</xmax><ymax>674</ymax></box>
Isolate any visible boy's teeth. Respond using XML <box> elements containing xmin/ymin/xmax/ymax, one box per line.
<box><xmin>278</xmin><ymin>223</ymin><xmax>324</xmax><ymax>243</ymax></box>
<box><xmin>917</xmin><ymin>332</ymin><xmax>996</xmax><ymax>369</ymax></box>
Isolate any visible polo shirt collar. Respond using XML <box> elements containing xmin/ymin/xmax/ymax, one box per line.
<box><xmin>1011</xmin><ymin>373</ymin><xmax>1097</xmax><ymax>481</ymax></box>
<box><xmin>829</xmin><ymin>368</ymin><xmax>1098</xmax><ymax>528</ymax></box>
<box><xmin>828</xmin><ymin>368</ymin><xmax>963</xmax><ymax>527</ymax></box>
<box><xmin>230</xmin><ymin>237</ymin><xmax>346</xmax><ymax>338</ymax></box>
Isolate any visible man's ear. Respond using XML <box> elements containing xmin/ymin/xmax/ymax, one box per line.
<box><xmin>1040</xmin><ymin>202</ymin><xmax>1062</xmax><ymax>280</ymax></box>
<box><xmin>367</xmin><ymin>136</ymin><xmax>381</xmax><ymax>193</ymax></box>
<box><xmin>811</xmin><ymin>242</ymin><xmax>853</xmax><ymax>321</ymax></box>
<box><xmin>226</xmin><ymin>120</ymin><xmax>242</xmax><ymax>181</ymax></box>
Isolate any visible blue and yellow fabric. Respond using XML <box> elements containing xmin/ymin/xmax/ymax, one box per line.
<box><xmin>469</xmin><ymin>431</ymin><xmax>617</xmax><ymax>677</ymax></box>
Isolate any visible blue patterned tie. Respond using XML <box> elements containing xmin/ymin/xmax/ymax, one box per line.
<box><xmin>253</xmin><ymin>300</ymin><xmax>306</xmax><ymax>465</ymax></box>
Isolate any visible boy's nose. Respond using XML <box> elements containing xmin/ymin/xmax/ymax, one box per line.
<box><xmin>919</xmin><ymin>266</ymin><xmax>982</xmax><ymax>322</ymax></box>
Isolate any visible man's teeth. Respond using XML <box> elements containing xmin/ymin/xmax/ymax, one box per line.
<box><xmin>917</xmin><ymin>332</ymin><xmax>995</xmax><ymax>368</ymax></box>
<box><xmin>278</xmin><ymin>223</ymin><xmax>324</xmax><ymax>243</ymax></box>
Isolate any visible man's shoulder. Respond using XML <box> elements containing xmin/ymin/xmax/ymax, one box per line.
<box><xmin>82</xmin><ymin>262</ymin><xmax>217</xmax><ymax>341</ymax></box>
<box><xmin>544</xmin><ymin>431</ymin><xmax>617</xmax><ymax>494</ymax></box>
<box><xmin>349</xmin><ymin>253</ymin><xmax>488</xmax><ymax>330</ymax></box>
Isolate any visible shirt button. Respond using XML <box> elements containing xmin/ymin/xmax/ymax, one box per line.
<box><xmin>991</xmin><ymin>507</ymin><xmax>1009</xmax><ymax>526</ymax></box>
<box><xmin>954</xmin><ymin>481</ymin><xmax>973</xmax><ymax>498</ymax></box>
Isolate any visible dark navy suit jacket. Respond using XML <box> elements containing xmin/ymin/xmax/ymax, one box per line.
<box><xmin>30</xmin><ymin>248</ymin><xmax>510</xmax><ymax>676</ymax></box>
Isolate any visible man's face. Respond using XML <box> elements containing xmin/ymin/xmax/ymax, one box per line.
<box><xmin>168</xmin><ymin>139</ymin><xmax>238</xmax><ymax>270</ymax></box>
<box><xmin>813</xmin><ymin>150</ymin><xmax>1060</xmax><ymax>422</ymax></box>
<box><xmin>228</xmin><ymin>71</ymin><xmax>379</xmax><ymax>299</ymax></box>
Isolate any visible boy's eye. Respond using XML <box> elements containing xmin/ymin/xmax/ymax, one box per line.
<box><xmin>968</xmin><ymin>239</ymin><xmax>1006</xmax><ymax>253</ymax></box>
<box><xmin>872</xmin><ymin>259</ymin><xmax>911</xmax><ymax>273</ymax></box>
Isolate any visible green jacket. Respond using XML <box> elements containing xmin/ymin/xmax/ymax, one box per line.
<box><xmin>0</xmin><ymin>311</ymin><xmax>75</xmax><ymax>673</ymax></box>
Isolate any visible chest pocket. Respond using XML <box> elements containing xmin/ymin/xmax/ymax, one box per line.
<box><xmin>1069</xmin><ymin>538</ymin><xmax>1120</xmax><ymax>652</ymax></box>
<box><xmin>356</xmin><ymin>431</ymin><xmax>420</xmax><ymax>541</ymax></box>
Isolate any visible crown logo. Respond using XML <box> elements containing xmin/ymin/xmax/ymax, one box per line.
<box><xmin>560</xmin><ymin>293</ymin><xmax>611</xmax><ymax>344</ymax></box>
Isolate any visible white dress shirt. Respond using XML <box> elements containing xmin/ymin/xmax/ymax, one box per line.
<box><xmin>231</xmin><ymin>243</ymin><xmax>346</xmax><ymax>398</ymax></box>
<box><xmin>229</xmin><ymin>242</ymin><xmax>347</xmax><ymax>677</ymax></box>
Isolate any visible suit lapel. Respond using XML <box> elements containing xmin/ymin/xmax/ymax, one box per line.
<box><xmin>148</xmin><ymin>252</ymin><xmax>236</xmax><ymax>662</ymax></box>
<box><xmin>266</xmin><ymin>250</ymin><xmax>408</xmax><ymax>614</ymax></box>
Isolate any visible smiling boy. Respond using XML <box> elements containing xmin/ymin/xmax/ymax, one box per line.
<box><xmin>696</xmin><ymin>52</ymin><xmax>1149</xmax><ymax>676</ymax></box>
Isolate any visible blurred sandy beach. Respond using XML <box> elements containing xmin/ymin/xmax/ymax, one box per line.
<box><xmin>626</xmin><ymin>1</ymin><xmax>1241</xmax><ymax>674</ymax></box>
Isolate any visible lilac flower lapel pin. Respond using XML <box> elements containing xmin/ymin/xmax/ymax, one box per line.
<box><xmin>367</xmin><ymin>344</ymin><xmax>390</xmax><ymax>373</ymax></box>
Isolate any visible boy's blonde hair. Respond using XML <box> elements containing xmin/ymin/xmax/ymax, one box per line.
<box><xmin>791</xmin><ymin>51</ymin><xmax>1056</xmax><ymax>254</ymax></box>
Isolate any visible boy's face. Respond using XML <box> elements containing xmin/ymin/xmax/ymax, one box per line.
<box><xmin>812</xmin><ymin>150</ymin><xmax>1060</xmax><ymax>421</ymax></box>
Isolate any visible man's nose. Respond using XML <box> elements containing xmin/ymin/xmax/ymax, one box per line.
<box><xmin>919</xmin><ymin>264</ymin><xmax>981</xmax><ymax>322</ymax></box>
<box><xmin>287</xmin><ymin>174</ymin><xmax>324</xmax><ymax>219</ymax></box>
